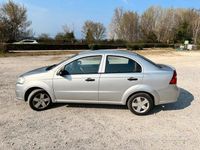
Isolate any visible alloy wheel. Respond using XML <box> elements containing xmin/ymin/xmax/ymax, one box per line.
<box><xmin>132</xmin><ymin>97</ymin><xmax>150</xmax><ymax>113</ymax></box>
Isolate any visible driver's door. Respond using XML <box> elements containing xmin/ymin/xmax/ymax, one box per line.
<box><xmin>53</xmin><ymin>55</ymin><xmax>102</xmax><ymax>102</ymax></box>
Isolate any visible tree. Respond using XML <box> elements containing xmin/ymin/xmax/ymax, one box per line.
<box><xmin>55</xmin><ymin>25</ymin><xmax>75</xmax><ymax>43</ymax></box>
<box><xmin>0</xmin><ymin>21</ymin><xmax>7</xmax><ymax>42</ymax></box>
<box><xmin>38</xmin><ymin>33</ymin><xmax>53</xmax><ymax>43</ymax></box>
<box><xmin>172</xmin><ymin>9</ymin><xmax>194</xmax><ymax>43</ymax></box>
<box><xmin>38</xmin><ymin>33</ymin><xmax>51</xmax><ymax>40</ymax></box>
<box><xmin>140</xmin><ymin>6</ymin><xmax>160</xmax><ymax>42</ymax></box>
<box><xmin>189</xmin><ymin>9</ymin><xmax>200</xmax><ymax>44</ymax></box>
<box><xmin>152</xmin><ymin>7</ymin><xmax>178</xmax><ymax>43</ymax></box>
<box><xmin>82</xmin><ymin>20</ymin><xmax>106</xmax><ymax>42</ymax></box>
<box><xmin>55</xmin><ymin>32</ymin><xmax>75</xmax><ymax>43</ymax></box>
<box><xmin>120</xmin><ymin>11</ymin><xmax>140</xmax><ymax>41</ymax></box>
<box><xmin>85</xmin><ymin>29</ymin><xmax>95</xmax><ymax>43</ymax></box>
<box><xmin>109</xmin><ymin>8</ymin><xmax>124</xmax><ymax>40</ymax></box>
<box><xmin>110</xmin><ymin>8</ymin><xmax>140</xmax><ymax>42</ymax></box>
<box><xmin>0</xmin><ymin>0</ymin><xmax>32</xmax><ymax>42</ymax></box>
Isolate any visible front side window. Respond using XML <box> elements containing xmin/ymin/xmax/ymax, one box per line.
<box><xmin>64</xmin><ymin>56</ymin><xmax>102</xmax><ymax>74</ymax></box>
<box><xmin>105</xmin><ymin>56</ymin><xmax>142</xmax><ymax>73</ymax></box>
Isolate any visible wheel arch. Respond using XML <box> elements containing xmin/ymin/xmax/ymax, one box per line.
<box><xmin>126</xmin><ymin>91</ymin><xmax>155</xmax><ymax>106</ymax></box>
<box><xmin>121</xmin><ymin>84</ymin><xmax>160</xmax><ymax>105</ymax></box>
<box><xmin>24</xmin><ymin>81</ymin><xmax>55</xmax><ymax>102</ymax></box>
<box><xmin>24</xmin><ymin>87</ymin><xmax>43</xmax><ymax>101</ymax></box>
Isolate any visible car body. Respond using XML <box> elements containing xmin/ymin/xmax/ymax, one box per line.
<box><xmin>13</xmin><ymin>39</ymin><xmax>38</xmax><ymax>44</ymax></box>
<box><xmin>15</xmin><ymin>50</ymin><xmax>180</xmax><ymax>115</ymax></box>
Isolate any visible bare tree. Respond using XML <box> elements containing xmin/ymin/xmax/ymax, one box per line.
<box><xmin>121</xmin><ymin>11</ymin><xmax>139</xmax><ymax>41</ymax></box>
<box><xmin>82</xmin><ymin>20</ymin><xmax>106</xmax><ymax>42</ymax></box>
<box><xmin>140</xmin><ymin>6</ymin><xmax>160</xmax><ymax>42</ymax></box>
<box><xmin>0</xmin><ymin>0</ymin><xmax>32</xmax><ymax>42</ymax></box>
<box><xmin>0</xmin><ymin>21</ymin><xmax>6</xmax><ymax>42</ymax></box>
<box><xmin>140</xmin><ymin>6</ymin><xmax>192</xmax><ymax>43</ymax></box>
<box><xmin>93</xmin><ymin>22</ymin><xmax>106</xmax><ymax>40</ymax></box>
<box><xmin>109</xmin><ymin>8</ymin><xmax>124</xmax><ymax>39</ymax></box>
<box><xmin>38</xmin><ymin>33</ymin><xmax>51</xmax><ymax>40</ymax></box>
<box><xmin>153</xmin><ymin>8</ymin><xmax>178</xmax><ymax>43</ymax></box>
<box><xmin>55</xmin><ymin>24</ymin><xmax>76</xmax><ymax>43</ymax></box>
<box><xmin>63</xmin><ymin>24</ymin><xmax>75</xmax><ymax>34</ymax></box>
<box><xmin>109</xmin><ymin>8</ymin><xmax>140</xmax><ymax>42</ymax></box>
<box><xmin>190</xmin><ymin>9</ymin><xmax>200</xmax><ymax>44</ymax></box>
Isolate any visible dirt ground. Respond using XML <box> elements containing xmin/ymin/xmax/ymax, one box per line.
<box><xmin>0</xmin><ymin>50</ymin><xmax>200</xmax><ymax>150</ymax></box>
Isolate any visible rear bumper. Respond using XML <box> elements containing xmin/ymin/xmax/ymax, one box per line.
<box><xmin>157</xmin><ymin>85</ymin><xmax>180</xmax><ymax>105</ymax></box>
<box><xmin>15</xmin><ymin>84</ymin><xmax>25</xmax><ymax>101</ymax></box>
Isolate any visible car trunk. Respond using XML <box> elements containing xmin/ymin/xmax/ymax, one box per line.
<box><xmin>157</xmin><ymin>64</ymin><xmax>175</xmax><ymax>71</ymax></box>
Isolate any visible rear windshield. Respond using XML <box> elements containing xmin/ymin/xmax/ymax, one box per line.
<box><xmin>137</xmin><ymin>54</ymin><xmax>161</xmax><ymax>68</ymax></box>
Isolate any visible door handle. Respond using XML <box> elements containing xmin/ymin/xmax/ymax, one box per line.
<box><xmin>127</xmin><ymin>77</ymin><xmax>138</xmax><ymax>81</ymax></box>
<box><xmin>85</xmin><ymin>78</ymin><xmax>95</xmax><ymax>82</ymax></box>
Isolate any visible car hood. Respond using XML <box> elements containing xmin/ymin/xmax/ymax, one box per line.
<box><xmin>21</xmin><ymin>66</ymin><xmax>48</xmax><ymax>77</ymax></box>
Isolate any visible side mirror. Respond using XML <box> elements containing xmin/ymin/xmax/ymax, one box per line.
<box><xmin>58</xmin><ymin>70</ymin><xmax>69</xmax><ymax>76</ymax></box>
<box><xmin>77</xmin><ymin>60</ymin><xmax>82</xmax><ymax>65</ymax></box>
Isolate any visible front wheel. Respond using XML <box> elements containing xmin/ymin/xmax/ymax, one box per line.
<box><xmin>28</xmin><ymin>89</ymin><xmax>52</xmax><ymax>111</ymax></box>
<box><xmin>127</xmin><ymin>93</ymin><xmax>154</xmax><ymax>115</ymax></box>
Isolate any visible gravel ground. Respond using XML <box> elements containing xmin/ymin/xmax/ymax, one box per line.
<box><xmin>0</xmin><ymin>51</ymin><xmax>200</xmax><ymax>150</ymax></box>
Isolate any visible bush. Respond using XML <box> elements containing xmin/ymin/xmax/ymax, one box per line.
<box><xmin>89</xmin><ymin>44</ymin><xmax>99</xmax><ymax>50</ymax></box>
<box><xmin>127</xmin><ymin>43</ymin><xmax>174</xmax><ymax>50</ymax></box>
<box><xmin>197</xmin><ymin>45</ymin><xmax>200</xmax><ymax>50</ymax></box>
<box><xmin>3</xmin><ymin>43</ymin><xmax>174</xmax><ymax>52</ymax></box>
<box><xmin>126</xmin><ymin>44</ymin><xmax>143</xmax><ymax>50</ymax></box>
<box><xmin>5</xmin><ymin>44</ymin><xmax>89</xmax><ymax>51</ymax></box>
<box><xmin>141</xmin><ymin>43</ymin><xmax>173</xmax><ymax>48</ymax></box>
<box><xmin>89</xmin><ymin>44</ymin><xmax>126</xmax><ymax>50</ymax></box>
<box><xmin>0</xmin><ymin>43</ymin><xmax>8</xmax><ymax>53</ymax></box>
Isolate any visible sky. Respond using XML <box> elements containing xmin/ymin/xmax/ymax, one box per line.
<box><xmin>1</xmin><ymin>0</ymin><xmax>200</xmax><ymax>38</ymax></box>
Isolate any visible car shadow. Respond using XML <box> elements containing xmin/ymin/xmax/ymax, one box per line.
<box><xmin>50</xmin><ymin>88</ymin><xmax>194</xmax><ymax>114</ymax></box>
<box><xmin>151</xmin><ymin>88</ymin><xmax>194</xmax><ymax>114</ymax></box>
<box><xmin>50</xmin><ymin>103</ymin><xmax>127</xmax><ymax>110</ymax></box>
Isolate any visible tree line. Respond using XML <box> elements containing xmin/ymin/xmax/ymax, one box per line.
<box><xmin>110</xmin><ymin>7</ymin><xmax>200</xmax><ymax>44</ymax></box>
<box><xmin>1</xmin><ymin>0</ymin><xmax>200</xmax><ymax>44</ymax></box>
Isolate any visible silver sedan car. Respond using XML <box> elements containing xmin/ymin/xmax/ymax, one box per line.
<box><xmin>16</xmin><ymin>50</ymin><xmax>180</xmax><ymax>115</ymax></box>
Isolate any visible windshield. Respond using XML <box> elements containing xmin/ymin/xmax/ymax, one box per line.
<box><xmin>46</xmin><ymin>54</ymin><xmax>78</xmax><ymax>71</ymax></box>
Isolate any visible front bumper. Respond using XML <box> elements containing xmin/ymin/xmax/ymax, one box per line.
<box><xmin>15</xmin><ymin>84</ymin><xmax>25</xmax><ymax>100</ymax></box>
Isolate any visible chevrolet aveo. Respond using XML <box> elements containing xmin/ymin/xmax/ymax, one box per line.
<box><xmin>16</xmin><ymin>50</ymin><xmax>180</xmax><ymax>115</ymax></box>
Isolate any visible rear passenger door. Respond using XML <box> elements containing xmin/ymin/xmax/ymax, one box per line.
<box><xmin>99</xmin><ymin>55</ymin><xmax>143</xmax><ymax>102</ymax></box>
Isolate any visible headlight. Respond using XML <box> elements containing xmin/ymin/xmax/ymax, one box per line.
<box><xmin>17</xmin><ymin>77</ymin><xmax>25</xmax><ymax>84</ymax></box>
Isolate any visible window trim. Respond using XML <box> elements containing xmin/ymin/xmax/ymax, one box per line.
<box><xmin>62</xmin><ymin>55</ymin><xmax>103</xmax><ymax>75</ymax></box>
<box><xmin>104</xmin><ymin>55</ymin><xmax>142</xmax><ymax>74</ymax></box>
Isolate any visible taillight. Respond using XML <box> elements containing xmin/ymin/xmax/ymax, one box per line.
<box><xmin>170</xmin><ymin>70</ymin><xmax>177</xmax><ymax>84</ymax></box>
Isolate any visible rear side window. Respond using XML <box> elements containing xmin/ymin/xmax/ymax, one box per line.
<box><xmin>105</xmin><ymin>56</ymin><xmax>142</xmax><ymax>73</ymax></box>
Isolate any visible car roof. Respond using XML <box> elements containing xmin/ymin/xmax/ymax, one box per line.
<box><xmin>78</xmin><ymin>49</ymin><xmax>138</xmax><ymax>56</ymax></box>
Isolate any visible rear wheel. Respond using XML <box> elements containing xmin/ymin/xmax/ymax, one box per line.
<box><xmin>127</xmin><ymin>93</ymin><xmax>154</xmax><ymax>115</ymax></box>
<box><xmin>28</xmin><ymin>89</ymin><xmax>51</xmax><ymax>111</ymax></box>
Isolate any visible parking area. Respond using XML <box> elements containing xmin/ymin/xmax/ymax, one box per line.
<box><xmin>0</xmin><ymin>50</ymin><xmax>200</xmax><ymax>149</ymax></box>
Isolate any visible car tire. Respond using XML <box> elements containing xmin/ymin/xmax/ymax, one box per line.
<box><xmin>127</xmin><ymin>93</ymin><xmax>154</xmax><ymax>115</ymax></box>
<box><xmin>28</xmin><ymin>89</ymin><xmax>52</xmax><ymax>111</ymax></box>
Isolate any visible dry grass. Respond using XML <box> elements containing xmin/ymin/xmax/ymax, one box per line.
<box><xmin>0</xmin><ymin>50</ymin><xmax>82</xmax><ymax>57</ymax></box>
